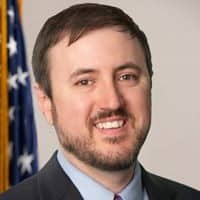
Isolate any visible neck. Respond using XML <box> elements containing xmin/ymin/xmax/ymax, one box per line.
<box><xmin>63</xmin><ymin>150</ymin><xmax>136</xmax><ymax>193</ymax></box>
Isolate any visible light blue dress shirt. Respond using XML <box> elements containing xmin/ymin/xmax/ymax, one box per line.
<box><xmin>57</xmin><ymin>151</ymin><xmax>149</xmax><ymax>200</ymax></box>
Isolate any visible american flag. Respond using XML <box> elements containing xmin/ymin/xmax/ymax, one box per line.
<box><xmin>7</xmin><ymin>0</ymin><xmax>38</xmax><ymax>185</ymax></box>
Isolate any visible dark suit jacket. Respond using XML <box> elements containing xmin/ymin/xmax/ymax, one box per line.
<box><xmin>0</xmin><ymin>152</ymin><xmax>199</xmax><ymax>200</ymax></box>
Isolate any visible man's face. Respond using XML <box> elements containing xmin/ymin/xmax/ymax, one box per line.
<box><xmin>40</xmin><ymin>28</ymin><xmax>151</xmax><ymax>171</ymax></box>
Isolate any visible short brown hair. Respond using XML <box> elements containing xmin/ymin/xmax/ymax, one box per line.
<box><xmin>32</xmin><ymin>3</ymin><xmax>153</xmax><ymax>98</ymax></box>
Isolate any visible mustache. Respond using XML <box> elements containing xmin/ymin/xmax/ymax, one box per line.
<box><xmin>91</xmin><ymin>107</ymin><xmax>130</xmax><ymax>123</ymax></box>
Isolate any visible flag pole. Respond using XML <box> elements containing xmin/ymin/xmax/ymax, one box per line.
<box><xmin>0</xmin><ymin>0</ymin><xmax>9</xmax><ymax>192</ymax></box>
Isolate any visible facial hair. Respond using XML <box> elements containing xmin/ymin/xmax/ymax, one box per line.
<box><xmin>52</xmin><ymin>103</ymin><xmax>150</xmax><ymax>171</ymax></box>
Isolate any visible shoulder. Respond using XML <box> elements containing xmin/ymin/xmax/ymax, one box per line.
<box><xmin>142</xmin><ymin>167</ymin><xmax>200</xmax><ymax>199</ymax></box>
<box><xmin>0</xmin><ymin>152</ymin><xmax>57</xmax><ymax>200</ymax></box>
<box><xmin>150</xmin><ymin>172</ymin><xmax>199</xmax><ymax>194</ymax></box>
<box><xmin>0</xmin><ymin>152</ymin><xmax>82</xmax><ymax>200</ymax></box>
<box><xmin>0</xmin><ymin>173</ymin><xmax>39</xmax><ymax>200</ymax></box>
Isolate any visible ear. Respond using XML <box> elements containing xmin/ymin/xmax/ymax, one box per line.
<box><xmin>34</xmin><ymin>83</ymin><xmax>53</xmax><ymax>125</ymax></box>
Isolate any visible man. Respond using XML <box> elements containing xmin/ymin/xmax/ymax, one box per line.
<box><xmin>1</xmin><ymin>3</ymin><xmax>199</xmax><ymax>200</ymax></box>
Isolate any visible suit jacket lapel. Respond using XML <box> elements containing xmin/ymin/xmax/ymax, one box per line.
<box><xmin>141</xmin><ymin>165</ymin><xmax>175</xmax><ymax>200</ymax></box>
<box><xmin>37</xmin><ymin>152</ymin><xmax>83</xmax><ymax>200</ymax></box>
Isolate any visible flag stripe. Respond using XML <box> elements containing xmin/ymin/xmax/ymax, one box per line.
<box><xmin>17</xmin><ymin>0</ymin><xmax>22</xmax><ymax>17</ymax></box>
<box><xmin>0</xmin><ymin>0</ymin><xmax>9</xmax><ymax>192</ymax></box>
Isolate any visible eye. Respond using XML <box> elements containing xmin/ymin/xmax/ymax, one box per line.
<box><xmin>118</xmin><ymin>73</ymin><xmax>138</xmax><ymax>81</ymax></box>
<box><xmin>76</xmin><ymin>79</ymin><xmax>93</xmax><ymax>86</ymax></box>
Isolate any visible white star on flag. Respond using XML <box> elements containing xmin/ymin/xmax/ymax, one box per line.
<box><xmin>8</xmin><ymin>73</ymin><xmax>18</xmax><ymax>89</ymax></box>
<box><xmin>17</xmin><ymin>150</ymin><xmax>34</xmax><ymax>175</ymax></box>
<box><xmin>17</xmin><ymin>67</ymin><xmax>28</xmax><ymax>86</ymax></box>
<box><xmin>9</xmin><ymin>106</ymin><xmax>16</xmax><ymax>121</ymax></box>
<box><xmin>7</xmin><ymin>36</ymin><xmax>17</xmax><ymax>57</ymax></box>
<box><xmin>7</xmin><ymin>6</ymin><xmax>15</xmax><ymax>24</ymax></box>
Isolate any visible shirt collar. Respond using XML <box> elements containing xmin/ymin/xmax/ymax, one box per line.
<box><xmin>57</xmin><ymin>150</ymin><xmax>144</xmax><ymax>200</ymax></box>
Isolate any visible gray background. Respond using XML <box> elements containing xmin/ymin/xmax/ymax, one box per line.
<box><xmin>23</xmin><ymin>0</ymin><xmax>200</xmax><ymax>189</ymax></box>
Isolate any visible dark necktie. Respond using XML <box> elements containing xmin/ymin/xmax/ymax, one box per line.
<box><xmin>113</xmin><ymin>194</ymin><xmax>123</xmax><ymax>200</ymax></box>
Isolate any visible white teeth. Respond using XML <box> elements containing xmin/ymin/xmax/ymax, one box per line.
<box><xmin>95</xmin><ymin>120</ymin><xmax>124</xmax><ymax>129</ymax></box>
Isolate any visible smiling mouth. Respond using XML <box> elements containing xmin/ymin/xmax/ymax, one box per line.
<box><xmin>94</xmin><ymin>119</ymin><xmax>126</xmax><ymax>130</ymax></box>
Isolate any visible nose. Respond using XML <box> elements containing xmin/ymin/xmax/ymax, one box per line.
<box><xmin>96</xmin><ymin>80</ymin><xmax>125</xmax><ymax>110</ymax></box>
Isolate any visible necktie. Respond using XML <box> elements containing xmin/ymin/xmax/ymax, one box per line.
<box><xmin>113</xmin><ymin>194</ymin><xmax>123</xmax><ymax>200</ymax></box>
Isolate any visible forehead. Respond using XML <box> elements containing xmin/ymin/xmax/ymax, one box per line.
<box><xmin>48</xmin><ymin>27</ymin><xmax>147</xmax><ymax>75</ymax></box>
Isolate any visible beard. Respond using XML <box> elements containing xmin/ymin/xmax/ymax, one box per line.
<box><xmin>52</xmin><ymin>103</ymin><xmax>150</xmax><ymax>171</ymax></box>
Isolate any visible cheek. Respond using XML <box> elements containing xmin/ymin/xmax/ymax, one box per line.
<box><xmin>54</xmin><ymin>93</ymin><xmax>92</xmax><ymax>130</ymax></box>
<box><xmin>125</xmin><ymin>88</ymin><xmax>151</xmax><ymax>117</ymax></box>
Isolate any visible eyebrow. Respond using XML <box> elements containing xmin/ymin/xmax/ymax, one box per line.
<box><xmin>69</xmin><ymin>68</ymin><xmax>97</xmax><ymax>79</ymax></box>
<box><xmin>116</xmin><ymin>62</ymin><xmax>142</xmax><ymax>73</ymax></box>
